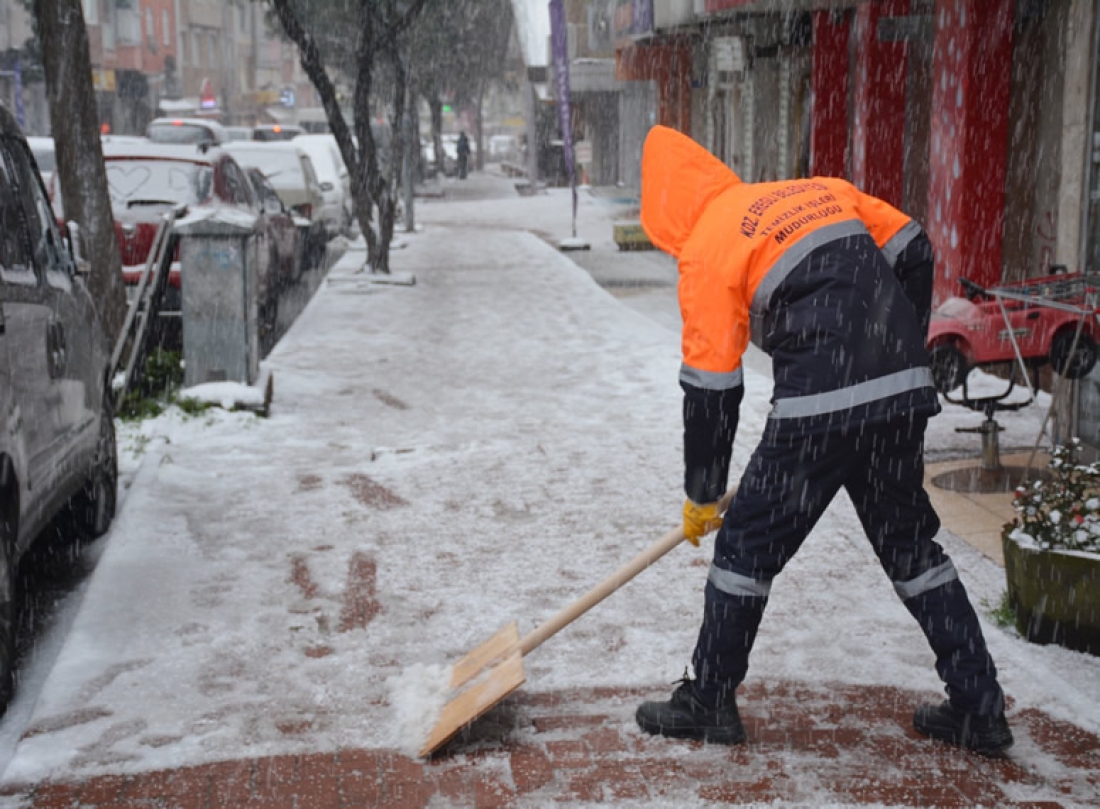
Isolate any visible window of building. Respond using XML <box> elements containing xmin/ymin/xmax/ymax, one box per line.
<box><xmin>209</xmin><ymin>32</ymin><xmax>219</xmax><ymax>69</ymax></box>
<box><xmin>192</xmin><ymin>30</ymin><xmax>201</xmax><ymax>67</ymax></box>
<box><xmin>163</xmin><ymin>11</ymin><xmax>170</xmax><ymax>47</ymax></box>
<box><xmin>146</xmin><ymin>8</ymin><xmax>154</xmax><ymax>39</ymax></box>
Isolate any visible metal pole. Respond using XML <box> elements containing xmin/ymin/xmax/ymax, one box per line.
<box><xmin>1079</xmin><ymin>0</ymin><xmax>1099</xmax><ymax>270</ymax></box>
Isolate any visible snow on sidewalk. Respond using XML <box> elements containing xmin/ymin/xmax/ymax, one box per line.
<box><xmin>0</xmin><ymin>186</ymin><xmax>1097</xmax><ymax>798</ymax></box>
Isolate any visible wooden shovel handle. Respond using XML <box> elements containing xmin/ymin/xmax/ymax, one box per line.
<box><xmin>518</xmin><ymin>487</ymin><xmax>737</xmax><ymax>656</ymax></box>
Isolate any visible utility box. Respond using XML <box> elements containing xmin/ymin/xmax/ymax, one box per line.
<box><xmin>175</xmin><ymin>209</ymin><xmax>263</xmax><ymax>388</ymax></box>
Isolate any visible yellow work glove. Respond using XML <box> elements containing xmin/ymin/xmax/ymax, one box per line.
<box><xmin>683</xmin><ymin>499</ymin><xmax>723</xmax><ymax>547</ymax></box>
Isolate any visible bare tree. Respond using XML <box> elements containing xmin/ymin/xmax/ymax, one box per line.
<box><xmin>410</xmin><ymin>0</ymin><xmax>515</xmax><ymax>176</ymax></box>
<box><xmin>268</xmin><ymin>0</ymin><xmax>427</xmax><ymax>274</ymax></box>
<box><xmin>31</xmin><ymin>0</ymin><xmax>126</xmax><ymax>340</ymax></box>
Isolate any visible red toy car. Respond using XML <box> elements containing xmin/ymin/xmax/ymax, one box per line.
<box><xmin>927</xmin><ymin>272</ymin><xmax>1100</xmax><ymax>394</ymax></box>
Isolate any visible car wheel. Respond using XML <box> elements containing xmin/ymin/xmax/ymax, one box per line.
<box><xmin>1050</xmin><ymin>329</ymin><xmax>1098</xmax><ymax>379</ymax></box>
<box><xmin>71</xmin><ymin>396</ymin><xmax>118</xmax><ymax>540</ymax></box>
<box><xmin>0</xmin><ymin>514</ymin><xmax>17</xmax><ymax>713</ymax></box>
<box><xmin>929</xmin><ymin>343</ymin><xmax>969</xmax><ymax>394</ymax></box>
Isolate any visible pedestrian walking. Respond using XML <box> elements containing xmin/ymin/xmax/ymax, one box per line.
<box><xmin>634</xmin><ymin>125</ymin><xmax>1012</xmax><ymax>756</ymax></box>
<box><xmin>456</xmin><ymin>131</ymin><xmax>470</xmax><ymax>180</ymax></box>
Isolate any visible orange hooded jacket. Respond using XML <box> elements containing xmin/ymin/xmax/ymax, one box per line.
<box><xmin>640</xmin><ymin>126</ymin><xmax>937</xmax><ymax>503</ymax></box>
<box><xmin>641</xmin><ymin>125</ymin><xmax>920</xmax><ymax>390</ymax></box>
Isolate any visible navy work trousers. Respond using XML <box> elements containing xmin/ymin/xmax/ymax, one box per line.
<box><xmin>692</xmin><ymin>416</ymin><xmax>1004</xmax><ymax>716</ymax></box>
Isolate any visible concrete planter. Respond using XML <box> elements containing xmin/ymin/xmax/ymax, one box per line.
<box><xmin>1003</xmin><ymin>532</ymin><xmax>1100</xmax><ymax>656</ymax></box>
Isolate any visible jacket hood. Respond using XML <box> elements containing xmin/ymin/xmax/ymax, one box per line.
<box><xmin>640</xmin><ymin>125</ymin><xmax>741</xmax><ymax>258</ymax></box>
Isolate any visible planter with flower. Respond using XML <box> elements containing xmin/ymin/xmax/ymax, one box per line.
<box><xmin>1003</xmin><ymin>439</ymin><xmax>1100</xmax><ymax>656</ymax></box>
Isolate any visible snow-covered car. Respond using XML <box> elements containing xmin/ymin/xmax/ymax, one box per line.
<box><xmin>488</xmin><ymin>134</ymin><xmax>517</xmax><ymax>162</ymax></box>
<box><xmin>252</xmin><ymin>124</ymin><xmax>303</xmax><ymax>142</ymax></box>
<box><xmin>0</xmin><ymin>105</ymin><xmax>117</xmax><ymax>710</ymax></box>
<box><xmin>244</xmin><ymin>166</ymin><xmax>305</xmax><ymax>286</ymax></box>
<box><xmin>222</xmin><ymin>141</ymin><xmax>328</xmax><ymax>267</ymax></box>
<box><xmin>292</xmin><ymin>133</ymin><xmax>351</xmax><ymax>237</ymax></box>
<box><xmin>927</xmin><ymin>273</ymin><xmax>1100</xmax><ymax>394</ymax></box>
<box><xmin>51</xmin><ymin>142</ymin><xmax>285</xmax><ymax>340</ymax></box>
<box><xmin>146</xmin><ymin>117</ymin><xmax>228</xmax><ymax>147</ymax></box>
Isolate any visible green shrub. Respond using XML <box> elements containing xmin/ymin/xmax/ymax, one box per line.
<box><xmin>118</xmin><ymin>349</ymin><xmax>183</xmax><ymax>420</ymax></box>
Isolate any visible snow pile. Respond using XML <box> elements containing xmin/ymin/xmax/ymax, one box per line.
<box><xmin>387</xmin><ymin>663</ymin><xmax>451</xmax><ymax>757</ymax></box>
<box><xmin>180</xmin><ymin>380</ymin><xmax>266</xmax><ymax>411</ymax></box>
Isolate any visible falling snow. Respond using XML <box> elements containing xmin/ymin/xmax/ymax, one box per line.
<box><xmin>0</xmin><ymin>185</ymin><xmax>1095</xmax><ymax>798</ymax></box>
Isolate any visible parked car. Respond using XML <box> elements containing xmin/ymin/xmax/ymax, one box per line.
<box><xmin>0</xmin><ymin>105</ymin><xmax>117</xmax><ymax>709</ymax></box>
<box><xmin>292</xmin><ymin>133</ymin><xmax>351</xmax><ymax>237</ymax></box>
<box><xmin>488</xmin><ymin>134</ymin><xmax>518</xmax><ymax>162</ymax></box>
<box><xmin>51</xmin><ymin>142</ymin><xmax>283</xmax><ymax>341</ymax></box>
<box><xmin>222</xmin><ymin>141</ymin><xmax>328</xmax><ymax>268</ymax></box>
<box><xmin>226</xmin><ymin>126</ymin><xmax>253</xmax><ymax>142</ymax></box>
<box><xmin>146</xmin><ymin>117</ymin><xmax>228</xmax><ymax>146</ymax></box>
<box><xmin>252</xmin><ymin>124</ymin><xmax>303</xmax><ymax>142</ymax></box>
<box><xmin>927</xmin><ymin>273</ymin><xmax>1100</xmax><ymax>394</ymax></box>
<box><xmin>244</xmin><ymin>167</ymin><xmax>305</xmax><ymax>287</ymax></box>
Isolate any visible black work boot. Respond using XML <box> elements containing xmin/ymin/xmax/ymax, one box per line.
<box><xmin>636</xmin><ymin>678</ymin><xmax>746</xmax><ymax>744</ymax></box>
<box><xmin>913</xmin><ymin>700</ymin><xmax>1013</xmax><ymax>756</ymax></box>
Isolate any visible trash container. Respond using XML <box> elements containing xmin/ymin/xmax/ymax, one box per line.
<box><xmin>174</xmin><ymin>208</ymin><xmax>263</xmax><ymax>388</ymax></box>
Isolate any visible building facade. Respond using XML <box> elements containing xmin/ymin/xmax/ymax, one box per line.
<box><xmin>0</xmin><ymin>0</ymin><xmax>315</xmax><ymax>136</ymax></box>
<box><xmin>541</xmin><ymin>0</ymin><xmax>1100</xmax><ymax>449</ymax></box>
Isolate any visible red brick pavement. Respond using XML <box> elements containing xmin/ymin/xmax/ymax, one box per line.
<box><xmin>5</xmin><ymin>681</ymin><xmax>1098</xmax><ymax>807</ymax></box>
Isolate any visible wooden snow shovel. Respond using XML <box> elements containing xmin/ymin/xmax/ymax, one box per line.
<box><xmin>420</xmin><ymin>487</ymin><xmax>737</xmax><ymax>758</ymax></box>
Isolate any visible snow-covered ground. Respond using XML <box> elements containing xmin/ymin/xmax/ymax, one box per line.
<box><xmin>0</xmin><ymin>182</ymin><xmax>1095</xmax><ymax>794</ymax></box>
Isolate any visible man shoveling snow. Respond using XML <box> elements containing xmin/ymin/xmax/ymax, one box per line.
<box><xmin>634</xmin><ymin>125</ymin><xmax>1012</xmax><ymax>757</ymax></box>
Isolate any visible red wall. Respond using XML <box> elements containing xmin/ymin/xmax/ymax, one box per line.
<box><xmin>849</xmin><ymin>0</ymin><xmax>909</xmax><ymax>207</ymax></box>
<box><xmin>810</xmin><ymin>11</ymin><xmax>849</xmax><ymax>177</ymax></box>
<box><xmin>616</xmin><ymin>40</ymin><xmax>692</xmax><ymax>135</ymax></box>
<box><xmin>927</xmin><ymin>0</ymin><xmax>1014</xmax><ymax>304</ymax></box>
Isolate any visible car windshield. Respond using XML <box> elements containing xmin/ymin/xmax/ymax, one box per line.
<box><xmin>148</xmin><ymin>122</ymin><xmax>217</xmax><ymax>145</ymax></box>
<box><xmin>105</xmin><ymin>159</ymin><xmax>212</xmax><ymax>207</ymax></box>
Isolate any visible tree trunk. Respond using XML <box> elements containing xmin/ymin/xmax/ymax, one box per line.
<box><xmin>402</xmin><ymin>87</ymin><xmax>416</xmax><ymax>233</ymax></box>
<box><xmin>33</xmin><ymin>0</ymin><xmax>126</xmax><ymax>343</ymax></box>
<box><xmin>409</xmin><ymin>100</ymin><xmax>424</xmax><ymax>183</ymax></box>
<box><xmin>475</xmin><ymin>85</ymin><xmax>486</xmax><ymax>172</ymax></box>
<box><xmin>371</xmin><ymin>37</ymin><xmax>412</xmax><ymax>275</ymax></box>
<box><xmin>428</xmin><ymin>95</ymin><xmax>445</xmax><ymax>178</ymax></box>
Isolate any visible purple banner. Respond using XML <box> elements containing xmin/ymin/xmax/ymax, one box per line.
<box><xmin>549</xmin><ymin>0</ymin><xmax>577</xmax><ymax>228</ymax></box>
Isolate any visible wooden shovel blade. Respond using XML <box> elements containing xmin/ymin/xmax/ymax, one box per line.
<box><xmin>450</xmin><ymin>621</ymin><xmax>522</xmax><ymax>689</ymax></box>
<box><xmin>419</xmin><ymin>623</ymin><xmax>526</xmax><ymax>758</ymax></box>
